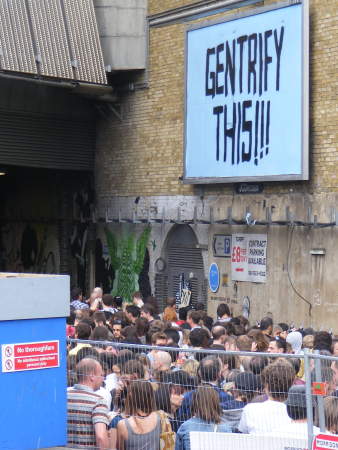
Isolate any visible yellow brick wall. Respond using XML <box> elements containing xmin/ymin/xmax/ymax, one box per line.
<box><xmin>96</xmin><ymin>0</ymin><xmax>338</xmax><ymax>198</ymax></box>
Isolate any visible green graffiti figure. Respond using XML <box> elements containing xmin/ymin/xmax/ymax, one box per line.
<box><xmin>105</xmin><ymin>226</ymin><xmax>151</xmax><ymax>303</ymax></box>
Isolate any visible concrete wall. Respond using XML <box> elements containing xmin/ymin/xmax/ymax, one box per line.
<box><xmin>94</xmin><ymin>0</ymin><xmax>147</xmax><ymax>70</ymax></box>
<box><xmin>95</xmin><ymin>0</ymin><xmax>338</xmax><ymax>331</ymax></box>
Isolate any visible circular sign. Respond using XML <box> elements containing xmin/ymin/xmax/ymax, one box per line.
<box><xmin>209</xmin><ymin>263</ymin><xmax>220</xmax><ymax>293</ymax></box>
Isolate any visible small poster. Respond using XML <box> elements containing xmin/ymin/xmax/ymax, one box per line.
<box><xmin>231</xmin><ymin>234</ymin><xmax>267</xmax><ymax>283</ymax></box>
<box><xmin>179</xmin><ymin>288</ymin><xmax>192</xmax><ymax>308</ymax></box>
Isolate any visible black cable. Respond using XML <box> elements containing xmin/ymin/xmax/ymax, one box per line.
<box><xmin>286</xmin><ymin>225</ymin><xmax>312</xmax><ymax>317</ymax></box>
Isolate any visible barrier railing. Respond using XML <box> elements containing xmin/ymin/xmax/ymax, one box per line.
<box><xmin>66</xmin><ymin>338</ymin><xmax>338</xmax><ymax>450</ymax></box>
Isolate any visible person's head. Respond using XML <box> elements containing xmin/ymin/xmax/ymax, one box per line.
<box><xmin>125</xmin><ymin>305</ymin><xmax>141</xmax><ymax>323</ymax></box>
<box><xmin>164</xmin><ymin>328</ymin><xmax>180</xmax><ymax>345</ymax></box>
<box><xmin>76</xmin><ymin>358</ymin><xmax>104</xmax><ymax>390</ymax></box>
<box><xmin>247</xmin><ymin>329</ymin><xmax>269</xmax><ymax>352</ymax></box>
<box><xmin>102</xmin><ymin>294</ymin><xmax>114</xmax><ymax>307</ymax></box>
<box><xmin>217</xmin><ymin>303</ymin><xmax>231</xmax><ymax>319</ymax></box>
<box><xmin>91</xmin><ymin>326</ymin><xmax>109</xmax><ymax>341</ymax></box>
<box><xmin>302</xmin><ymin>334</ymin><xmax>314</xmax><ymax>350</ymax></box>
<box><xmin>75</xmin><ymin>322</ymin><xmax>92</xmax><ymax>340</ymax></box>
<box><xmin>71</xmin><ymin>287</ymin><xmax>82</xmax><ymax>301</ymax></box>
<box><xmin>260</xmin><ymin>316</ymin><xmax>273</xmax><ymax>335</ymax></box>
<box><xmin>261</xmin><ymin>361</ymin><xmax>295</xmax><ymax>401</ymax></box>
<box><xmin>191</xmin><ymin>386</ymin><xmax>222</xmax><ymax>423</ymax></box>
<box><xmin>286</xmin><ymin>331</ymin><xmax>303</xmax><ymax>354</ymax></box>
<box><xmin>189</xmin><ymin>328</ymin><xmax>210</xmax><ymax>348</ymax></box>
<box><xmin>112</xmin><ymin>321</ymin><xmax>122</xmax><ymax>339</ymax></box>
<box><xmin>314</xmin><ymin>331</ymin><xmax>332</xmax><ymax>352</ymax></box>
<box><xmin>93</xmin><ymin>311</ymin><xmax>106</xmax><ymax>327</ymax></box>
<box><xmin>187</xmin><ymin>310</ymin><xmax>201</xmax><ymax>327</ymax></box>
<box><xmin>332</xmin><ymin>339</ymin><xmax>338</xmax><ymax>356</ymax></box>
<box><xmin>198</xmin><ymin>356</ymin><xmax>221</xmax><ymax>383</ymax></box>
<box><xmin>122</xmin><ymin>359</ymin><xmax>145</xmax><ymax>382</ymax></box>
<box><xmin>286</xmin><ymin>385</ymin><xmax>309</xmax><ymax>421</ymax></box>
<box><xmin>224</xmin><ymin>336</ymin><xmax>238</xmax><ymax>352</ymax></box>
<box><xmin>166</xmin><ymin>297</ymin><xmax>176</xmax><ymax>308</ymax></box>
<box><xmin>324</xmin><ymin>397</ymin><xmax>338</xmax><ymax>434</ymax></box>
<box><xmin>236</xmin><ymin>335</ymin><xmax>253</xmax><ymax>352</ymax></box>
<box><xmin>249</xmin><ymin>355</ymin><xmax>269</xmax><ymax>375</ymax></box>
<box><xmin>152</xmin><ymin>351</ymin><xmax>172</xmax><ymax>372</ymax></box>
<box><xmin>114</xmin><ymin>296</ymin><xmax>123</xmax><ymax>309</ymax></box>
<box><xmin>125</xmin><ymin>380</ymin><xmax>155</xmax><ymax>416</ymax></box>
<box><xmin>92</xmin><ymin>287</ymin><xmax>103</xmax><ymax>298</ymax></box>
<box><xmin>181</xmin><ymin>359</ymin><xmax>200</xmax><ymax>378</ymax></box>
<box><xmin>135</xmin><ymin>317</ymin><xmax>149</xmax><ymax>337</ymax></box>
<box><xmin>163</xmin><ymin>307</ymin><xmax>177</xmax><ymax>322</ymax></box>
<box><xmin>151</xmin><ymin>332</ymin><xmax>168</xmax><ymax>347</ymax></box>
<box><xmin>268</xmin><ymin>337</ymin><xmax>287</xmax><ymax>354</ymax></box>
<box><xmin>75</xmin><ymin>347</ymin><xmax>100</xmax><ymax>365</ymax></box>
<box><xmin>178</xmin><ymin>306</ymin><xmax>190</xmax><ymax>321</ymax></box>
<box><xmin>212</xmin><ymin>326</ymin><xmax>226</xmax><ymax>344</ymax></box>
<box><xmin>132</xmin><ymin>291</ymin><xmax>144</xmax><ymax>308</ymax></box>
<box><xmin>278</xmin><ymin>323</ymin><xmax>289</xmax><ymax>339</ymax></box>
<box><xmin>141</xmin><ymin>304</ymin><xmax>155</xmax><ymax>321</ymax></box>
<box><xmin>233</xmin><ymin>372</ymin><xmax>261</xmax><ymax>402</ymax></box>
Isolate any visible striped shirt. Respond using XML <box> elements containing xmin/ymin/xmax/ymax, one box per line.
<box><xmin>67</xmin><ymin>384</ymin><xmax>109</xmax><ymax>448</ymax></box>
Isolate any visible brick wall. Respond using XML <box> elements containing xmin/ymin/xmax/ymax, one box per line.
<box><xmin>96</xmin><ymin>0</ymin><xmax>337</xmax><ymax>199</ymax></box>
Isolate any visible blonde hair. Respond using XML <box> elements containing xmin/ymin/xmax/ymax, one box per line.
<box><xmin>182</xmin><ymin>359</ymin><xmax>199</xmax><ymax>377</ymax></box>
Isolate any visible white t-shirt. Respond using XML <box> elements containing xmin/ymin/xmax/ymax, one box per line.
<box><xmin>267</xmin><ymin>422</ymin><xmax>320</xmax><ymax>438</ymax></box>
<box><xmin>238</xmin><ymin>400</ymin><xmax>291</xmax><ymax>434</ymax></box>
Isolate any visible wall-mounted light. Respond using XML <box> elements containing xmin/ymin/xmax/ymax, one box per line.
<box><xmin>310</xmin><ymin>248</ymin><xmax>326</xmax><ymax>256</ymax></box>
<box><xmin>0</xmin><ymin>171</ymin><xmax>6</xmax><ymax>176</ymax></box>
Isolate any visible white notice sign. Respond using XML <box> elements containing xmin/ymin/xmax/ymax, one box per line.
<box><xmin>231</xmin><ymin>234</ymin><xmax>267</xmax><ymax>283</ymax></box>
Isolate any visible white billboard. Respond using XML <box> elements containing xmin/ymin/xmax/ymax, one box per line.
<box><xmin>184</xmin><ymin>0</ymin><xmax>309</xmax><ymax>183</ymax></box>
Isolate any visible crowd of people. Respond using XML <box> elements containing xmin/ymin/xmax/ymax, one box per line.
<box><xmin>66</xmin><ymin>287</ymin><xmax>338</xmax><ymax>450</ymax></box>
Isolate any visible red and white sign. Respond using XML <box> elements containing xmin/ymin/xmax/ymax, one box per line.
<box><xmin>1</xmin><ymin>340</ymin><xmax>59</xmax><ymax>373</ymax></box>
<box><xmin>231</xmin><ymin>234</ymin><xmax>267</xmax><ymax>283</ymax></box>
<box><xmin>313</xmin><ymin>433</ymin><xmax>338</xmax><ymax>450</ymax></box>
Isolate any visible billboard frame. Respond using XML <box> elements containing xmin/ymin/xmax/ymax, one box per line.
<box><xmin>183</xmin><ymin>0</ymin><xmax>309</xmax><ymax>184</ymax></box>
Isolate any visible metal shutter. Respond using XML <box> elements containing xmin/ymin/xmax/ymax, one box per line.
<box><xmin>154</xmin><ymin>273</ymin><xmax>168</xmax><ymax>312</ymax></box>
<box><xmin>0</xmin><ymin>109</ymin><xmax>95</xmax><ymax>171</ymax></box>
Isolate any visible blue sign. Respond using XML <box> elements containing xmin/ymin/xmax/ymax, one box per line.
<box><xmin>209</xmin><ymin>262</ymin><xmax>220</xmax><ymax>292</ymax></box>
<box><xmin>184</xmin><ymin>2</ymin><xmax>308</xmax><ymax>183</ymax></box>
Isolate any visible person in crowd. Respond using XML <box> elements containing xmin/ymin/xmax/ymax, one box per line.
<box><xmin>176</xmin><ymin>307</ymin><xmax>190</xmax><ymax>329</ymax></box>
<box><xmin>259</xmin><ymin>316</ymin><xmax>273</xmax><ymax>340</ymax></box>
<box><xmin>163</xmin><ymin>297</ymin><xmax>177</xmax><ymax>319</ymax></box>
<box><xmin>134</xmin><ymin>317</ymin><xmax>149</xmax><ymax>344</ymax></box>
<box><xmin>100</xmin><ymin>293</ymin><xmax>117</xmax><ymax>320</ymax></box>
<box><xmin>314</xmin><ymin>331</ymin><xmax>332</xmax><ymax>352</ymax></box>
<box><xmin>186</xmin><ymin>310</ymin><xmax>201</xmax><ymax>330</ymax></box>
<box><xmin>175</xmin><ymin>356</ymin><xmax>232</xmax><ymax>430</ymax></box>
<box><xmin>151</xmin><ymin>350</ymin><xmax>172</xmax><ymax>382</ymax></box>
<box><xmin>324</xmin><ymin>396</ymin><xmax>338</xmax><ymax>434</ymax></box>
<box><xmin>267</xmin><ymin>336</ymin><xmax>287</xmax><ymax>354</ymax></box>
<box><xmin>116</xmin><ymin>381</ymin><xmax>161</xmax><ymax>450</ymax></box>
<box><xmin>278</xmin><ymin>323</ymin><xmax>289</xmax><ymax>339</ymax></box>
<box><xmin>215</xmin><ymin>303</ymin><xmax>232</xmax><ymax>324</ymax></box>
<box><xmin>70</xmin><ymin>287</ymin><xmax>89</xmax><ymax>310</ymax></box>
<box><xmin>211</xmin><ymin>325</ymin><xmax>226</xmax><ymax>349</ymax></box>
<box><xmin>238</xmin><ymin>361</ymin><xmax>295</xmax><ymax>433</ymax></box>
<box><xmin>223</xmin><ymin>371</ymin><xmax>261</xmax><ymax>410</ymax></box>
<box><xmin>125</xmin><ymin>305</ymin><xmax>141</xmax><ymax>324</ymax></box>
<box><xmin>247</xmin><ymin>329</ymin><xmax>269</xmax><ymax>352</ymax></box>
<box><xmin>287</xmin><ymin>331</ymin><xmax>303</xmax><ymax>354</ymax></box>
<box><xmin>132</xmin><ymin>291</ymin><xmax>144</xmax><ymax>308</ymax></box>
<box><xmin>69</xmin><ymin>322</ymin><xmax>92</xmax><ymax>356</ymax></box>
<box><xmin>111</xmin><ymin>320</ymin><xmax>123</xmax><ymax>341</ymax></box>
<box><xmin>114</xmin><ymin>296</ymin><xmax>124</xmax><ymax>311</ymax></box>
<box><xmin>303</xmin><ymin>334</ymin><xmax>314</xmax><ymax>350</ymax></box>
<box><xmin>267</xmin><ymin>385</ymin><xmax>320</xmax><ymax>438</ymax></box>
<box><xmin>188</xmin><ymin>328</ymin><xmax>210</xmax><ymax>360</ymax></box>
<box><xmin>331</xmin><ymin>339</ymin><xmax>338</xmax><ymax>356</ymax></box>
<box><xmin>175</xmin><ymin>386</ymin><xmax>231</xmax><ymax>450</ymax></box>
<box><xmin>141</xmin><ymin>303</ymin><xmax>156</xmax><ymax>324</ymax></box>
<box><xmin>67</xmin><ymin>358</ymin><xmax>109</xmax><ymax>449</ymax></box>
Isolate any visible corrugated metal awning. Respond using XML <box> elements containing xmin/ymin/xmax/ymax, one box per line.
<box><xmin>0</xmin><ymin>0</ymin><xmax>107</xmax><ymax>85</ymax></box>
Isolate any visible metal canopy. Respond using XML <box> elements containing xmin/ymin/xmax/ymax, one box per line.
<box><xmin>0</xmin><ymin>0</ymin><xmax>107</xmax><ymax>85</ymax></box>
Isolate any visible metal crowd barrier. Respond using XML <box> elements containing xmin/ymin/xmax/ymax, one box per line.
<box><xmin>66</xmin><ymin>338</ymin><xmax>338</xmax><ymax>450</ymax></box>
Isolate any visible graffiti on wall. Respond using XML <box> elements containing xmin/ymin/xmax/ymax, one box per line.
<box><xmin>104</xmin><ymin>226</ymin><xmax>151</xmax><ymax>302</ymax></box>
<box><xmin>0</xmin><ymin>223</ymin><xmax>58</xmax><ymax>273</ymax></box>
